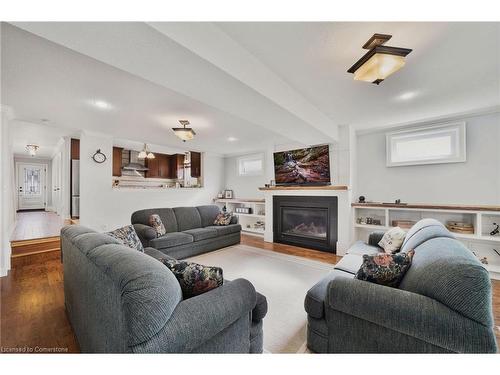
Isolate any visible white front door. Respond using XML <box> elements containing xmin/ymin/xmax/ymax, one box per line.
<box><xmin>17</xmin><ymin>163</ymin><xmax>47</xmax><ymax>210</ymax></box>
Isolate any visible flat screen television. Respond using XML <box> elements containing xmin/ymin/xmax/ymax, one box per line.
<box><xmin>273</xmin><ymin>145</ymin><xmax>331</xmax><ymax>186</ymax></box>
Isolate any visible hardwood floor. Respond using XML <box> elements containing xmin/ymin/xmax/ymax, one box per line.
<box><xmin>0</xmin><ymin>251</ymin><xmax>79</xmax><ymax>353</ymax></box>
<box><xmin>1</xmin><ymin>234</ymin><xmax>499</xmax><ymax>352</ymax></box>
<box><xmin>241</xmin><ymin>234</ymin><xmax>342</xmax><ymax>265</ymax></box>
<box><xmin>10</xmin><ymin>211</ymin><xmax>70</xmax><ymax>260</ymax></box>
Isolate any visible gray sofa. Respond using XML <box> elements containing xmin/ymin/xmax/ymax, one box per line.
<box><xmin>305</xmin><ymin>218</ymin><xmax>498</xmax><ymax>353</ymax></box>
<box><xmin>131</xmin><ymin>205</ymin><xmax>241</xmax><ymax>259</ymax></box>
<box><xmin>61</xmin><ymin>225</ymin><xmax>267</xmax><ymax>353</ymax></box>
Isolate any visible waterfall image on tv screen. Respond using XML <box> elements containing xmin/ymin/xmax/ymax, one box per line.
<box><xmin>273</xmin><ymin>145</ymin><xmax>330</xmax><ymax>185</ymax></box>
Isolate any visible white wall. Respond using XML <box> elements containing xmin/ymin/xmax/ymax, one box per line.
<box><xmin>223</xmin><ymin>134</ymin><xmax>354</xmax><ymax>200</ymax></box>
<box><xmin>0</xmin><ymin>108</ymin><xmax>16</xmax><ymax>276</ymax></box>
<box><xmin>13</xmin><ymin>156</ymin><xmax>52</xmax><ymax>209</ymax></box>
<box><xmin>223</xmin><ymin>154</ymin><xmax>269</xmax><ymax>199</ymax></box>
<box><xmin>79</xmin><ymin>131</ymin><xmax>224</xmax><ymax>231</ymax></box>
<box><xmin>356</xmin><ymin>112</ymin><xmax>500</xmax><ymax>205</ymax></box>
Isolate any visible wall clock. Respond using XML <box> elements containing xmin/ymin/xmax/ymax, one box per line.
<box><xmin>92</xmin><ymin>149</ymin><xmax>107</xmax><ymax>163</ymax></box>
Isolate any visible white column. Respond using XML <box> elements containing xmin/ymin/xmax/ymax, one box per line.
<box><xmin>0</xmin><ymin>106</ymin><xmax>16</xmax><ymax>276</ymax></box>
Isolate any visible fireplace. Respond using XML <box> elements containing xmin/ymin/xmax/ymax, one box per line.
<box><xmin>273</xmin><ymin>196</ymin><xmax>338</xmax><ymax>253</ymax></box>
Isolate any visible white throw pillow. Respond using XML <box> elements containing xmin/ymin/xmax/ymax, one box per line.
<box><xmin>378</xmin><ymin>227</ymin><xmax>406</xmax><ymax>254</ymax></box>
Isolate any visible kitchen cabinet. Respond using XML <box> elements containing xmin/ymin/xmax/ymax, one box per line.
<box><xmin>190</xmin><ymin>151</ymin><xmax>201</xmax><ymax>178</ymax></box>
<box><xmin>146</xmin><ymin>153</ymin><xmax>177</xmax><ymax>179</ymax></box>
<box><xmin>158</xmin><ymin>154</ymin><xmax>174</xmax><ymax>179</ymax></box>
<box><xmin>145</xmin><ymin>156</ymin><xmax>160</xmax><ymax>178</ymax></box>
<box><xmin>112</xmin><ymin>147</ymin><xmax>123</xmax><ymax>177</ymax></box>
<box><xmin>71</xmin><ymin>138</ymin><xmax>80</xmax><ymax>160</ymax></box>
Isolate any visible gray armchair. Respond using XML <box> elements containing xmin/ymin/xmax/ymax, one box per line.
<box><xmin>305</xmin><ymin>219</ymin><xmax>498</xmax><ymax>353</ymax></box>
<box><xmin>61</xmin><ymin>225</ymin><xmax>266</xmax><ymax>353</ymax></box>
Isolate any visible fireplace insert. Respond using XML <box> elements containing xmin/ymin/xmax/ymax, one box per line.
<box><xmin>273</xmin><ymin>196</ymin><xmax>338</xmax><ymax>253</ymax></box>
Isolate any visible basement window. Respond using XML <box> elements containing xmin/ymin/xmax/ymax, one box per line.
<box><xmin>238</xmin><ymin>154</ymin><xmax>264</xmax><ymax>176</ymax></box>
<box><xmin>386</xmin><ymin>122</ymin><xmax>466</xmax><ymax>167</ymax></box>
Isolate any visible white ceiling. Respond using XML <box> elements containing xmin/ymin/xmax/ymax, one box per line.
<box><xmin>1</xmin><ymin>23</ymin><xmax>299</xmax><ymax>156</ymax></box>
<box><xmin>11</xmin><ymin>121</ymin><xmax>76</xmax><ymax>158</ymax></box>
<box><xmin>216</xmin><ymin>22</ymin><xmax>500</xmax><ymax>129</ymax></box>
<box><xmin>2</xmin><ymin>22</ymin><xmax>499</xmax><ymax>158</ymax></box>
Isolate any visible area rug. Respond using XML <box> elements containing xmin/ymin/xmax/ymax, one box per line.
<box><xmin>187</xmin><ymin>244</ymin><xmax>333</xmax><ymax>353</ymax></box>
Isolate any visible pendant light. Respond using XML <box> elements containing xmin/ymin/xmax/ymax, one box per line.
<box><xmin>138</xmin><ymin>143</ymin><xmax>155</xmax><ymax>159</ymax></box>
<box><xmin>172</xmin><ymin>120</ymin><xmax>196</xmax><ymax>142</ymax></box>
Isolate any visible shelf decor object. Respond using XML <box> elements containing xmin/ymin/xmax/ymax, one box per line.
<box><xmin>347</xmin><ymin>33</ymin><xmax>412</xmax><ymax>85</ymax></box>
<box><xmin>172</xmin><ymin>120</ymin><xmax>196</xmax><ymax>142</ymax></box>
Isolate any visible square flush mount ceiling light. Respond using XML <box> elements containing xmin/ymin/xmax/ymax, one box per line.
<box><xmin>172</xmin><ymin>120</ymin><xmax>196</xmax><ymax>142</ymax></box>
<box><xmin>347</xmin><ymin>34</ymin><xmax>412</xmax><ymax>85</ymax></box>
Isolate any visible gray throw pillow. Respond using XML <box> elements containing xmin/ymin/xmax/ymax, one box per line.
<box><xmin>378</xmin><ymin>227</ymin><xmax>406</xmax><ymax>253</ymax></box>
<box><xmin>149</xmin><ymin>214</ymin><xmax>166</xmax><ymax>237</ymax></box>
<box><xmin>214</xmin><ymin>212</ymin><xmax>232</xmax><ymax>226</ymax></box>
<box><xmin>107</xmin><ymin>225</ymin><xmax>144</xmax><ymax>252</ymax></box>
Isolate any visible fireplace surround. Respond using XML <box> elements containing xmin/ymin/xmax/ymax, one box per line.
<box><xmin>273</xmin><ymin>196</ymin><xmax>338</xmax><ymax>253</ymax></box>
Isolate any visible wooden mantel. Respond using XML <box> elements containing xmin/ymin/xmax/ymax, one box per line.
<box><xmin>259</xmin><ymin>185</ymin><xmax>349</xmax><ymax>191</ymax></box>
<box><xmin>352</xmin><ymin>202</ymin><xmax>500</xmax><ymax>212</ymax></box>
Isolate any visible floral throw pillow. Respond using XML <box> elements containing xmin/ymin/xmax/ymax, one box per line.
<box><xmin>149</xmin><ymin>214</ymin><xmax>166</xmax><ymax>238</ymax></box>
<box><xmin>355</xmin><ymin>250</ymin><xmax>415</xmax><ymax>288</ymax></box>
<box><xmin>378</xmin><ymin>226</ymin><xmax>406</xmax><ymax>253</ymax></box>
<box><xmin>161</xmin><ymin>258</ymin><xmax>223</xmax><ymax>299</ymax></box>
<box><xmin>107</xmin><ymin>225</ymin><xmax>144</xmax><ymax>252</ymax></box>
<box><xmin>213</xmin><ymin>212</ymin><xmax>232</xmax><ymax>226</ymax></box>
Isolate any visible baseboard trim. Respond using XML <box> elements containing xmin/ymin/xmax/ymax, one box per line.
<box><xmin>10</xmin><ymin>247</ymin><xmax>60</xmax><ymax>258</ymax></box>
<box><xmin>10</xmin><ymin>236</ymin><xmax>60</xmax><ymax>247</ymax></box>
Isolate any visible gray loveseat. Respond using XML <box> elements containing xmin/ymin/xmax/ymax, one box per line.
<box><xmin>61</xmin><ymin>225</ymin><xmax>267</xmax><ymax>353</ymax></box>
<box><xmin>305</xmin><ymin>218</ymin><xmax>497</xmax><ymax>353</ymax></box>
<box><xmin>131</xmin><ymin>205</ymin><xmax>241</xmax><ymax>259</ymax></box>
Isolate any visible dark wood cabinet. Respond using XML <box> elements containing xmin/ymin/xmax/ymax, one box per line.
<box><xmin>112</xmin><ymin>147</ymin><xmax>123</xmax><ymax>177</ymax></box>
<box><xmin>190</xmin><ymin>151</ymin><xmax>201</xmax><ymax>178</ymax></box>
<box><xmin>145</xmin><ymin>157</ymin><xmax>160</xmax><ymax>178</ymax></box>
<box><xmin>71</xmin><ymin>138</ymin><xmax>80</xmax><ymax>160</ymax></box>
<box><xmin>146</xmin><ymin>153</ymin><xmax>178</xmax><ymax>179</ymax></box>
<box><xmin>158</xmin><ymin>154</ymin><xmax>174</xmax><ymax>179</ymax></box>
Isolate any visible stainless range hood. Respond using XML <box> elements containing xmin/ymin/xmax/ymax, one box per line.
<box><xmin>122</xmin><ymin>150</ymin><xmax>148</xmax><ymax>177</ymax></box>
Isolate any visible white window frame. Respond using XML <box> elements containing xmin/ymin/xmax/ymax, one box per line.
<box><xmin>237</xmin><ymin>153</ymin><xmax>264</xmax><ymax>176</ymax></box>
<box><xmin>386</xmin><ymin>122</ymin><xmax>466</xmax><ymax>167</ymax></box>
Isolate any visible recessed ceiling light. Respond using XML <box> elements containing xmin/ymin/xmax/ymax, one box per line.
<box><xmin>227</xmin><ymin>137</ymin><xmax>238</xmax><ymax>142</ymax></box>
<box><xmin>395</xmin><ymin>91</ymin><xmax>418</xmax><ymax>101</ymax></box>
<box><xmin>91</xmin><ymin>99</ymin><xmax>113</xmax><ymax>110</ymax></box>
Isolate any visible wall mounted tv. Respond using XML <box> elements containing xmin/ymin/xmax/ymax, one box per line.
<box><xmin>273</xmin><ymin>145</ymin><xmax>331</xmax><ymax>186</ymax></box>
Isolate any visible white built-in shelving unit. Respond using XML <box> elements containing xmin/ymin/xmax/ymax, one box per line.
<box><xmin>214</xmin><ymin>199</ymin><xmax>266</xmax><ymax>236</ymax></box>
<box><xmin>353</xmin><ymin>203</ymin><xmax>500</xmax><ymax>280</ymax></box>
